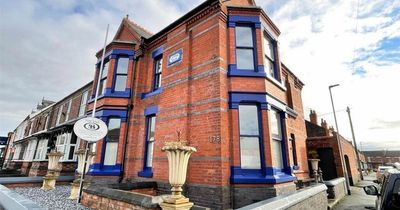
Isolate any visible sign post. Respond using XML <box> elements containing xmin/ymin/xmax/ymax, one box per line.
<box><xmin>74</xmin><ymin>117</ymin><xmax>107</xmax><ymax>203</ymax></box>
<box><xmin>75</xmin><ymin>24</ymin><xmax>109</xmax><ymax>204</ymax></box>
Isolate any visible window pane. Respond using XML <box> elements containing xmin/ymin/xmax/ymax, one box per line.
<box><xmin>270</xmin><ymin>109</ymin><xmax>282</xmax><ymax>139</ymax></box>
<box><xmin>146</xmin><ymin>141</ymin><xmax>154</xmax><ymax>167</ymax></box>
<box><xmin>68</xmin><ymin>146</ymin><xmax>75</xmax><ymax>160</ymax></box>
<box><xmin>235</xmin><ymin>26</ymin><xmax>253</xmax><ymax>47</ymax></box>
<box><xmin>240</xmin><ymin>137</ymin><xmax>261</xmax><ymax>169</ymax></box>
<box><xmin>155</xmin><ymin>58</ymin><xmax>162</xmax><ymax>73</ymax></box>
<box><xmin>79</xmin><ymin>91</ymin><xmax>88</xmax><ymax>117</ymax></box>
<box><xmin>80</xmin><ymin>91</ymin><xmax>88</xmax><ymax>105</ymax></box>
<box><xmin>104</xmin><ymin>142</ymin><xmax>118</xmax><ymax>165</ymax></box>
<box><xmin>148</xmin><ymin>116</ymin><xmax>156</xmax><ymax>141</ymax></box>
<box><xmin>114</xmin><ymin>75</ymin><xmax>127</xmax><ymax>91</ymax></box>
<box><xmin>107</xmin><ymin>118</ymin><xmax>121</xmax><ymax>142</ymax></box>
<box><xmin>265</xmin><ymin>57</ymin><xmax>275</xmax><ymax>77</ymax></box>
<box><xmin>154</xmin><ymin>73</ymin><xmax>162</xmax><ymax>90</ymax></box>
<box><xmin>101</xmin><ymin>62</ymin><xmax>109</xmax><ymax>79</ymax></box>
<box><xmin>236</xmin><ymin>49</ymin><xmax>254</xmax><ymax>70</ymax></box>
<box><xmin>263</xmin><ymin>35</ymin><xmax>275</xmax><ymax>60</ymax></box>
<box><xmin>239</xmin><ymin>105</ymin><xmax>259</xmax><ymax>135</ymax></box>
<box><xmin>272</xmin><ymin>139</ymin><xmax>284</xmax><ymax>168</ymax></box>
<box><xmin>70</xmin><ymin>134</ymin><xmax>77</xmax><ymax>144</ymax></box>
<box><xmin>98</xmin><ymin>79</ymin><xmax>107</xmax><ymax>95</ymax></box>
<box><xmin>116</xmin><ymin>57</ymin><xmax>129</xmax><ymax>74</ymax></box>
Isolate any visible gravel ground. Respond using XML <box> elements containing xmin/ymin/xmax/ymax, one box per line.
<box><xmin>13</xmin><ymin>185</ymin><xmax>91</xmax><ymax>210</ymax></box>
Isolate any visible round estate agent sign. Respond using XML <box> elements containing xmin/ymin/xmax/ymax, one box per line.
<box><xmin>73</xmin><ymin>117</ymin><xmax>108</xmax><ymax>142</ymax></box>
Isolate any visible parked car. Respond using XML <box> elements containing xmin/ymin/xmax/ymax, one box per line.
<box><xmin>364</xmin><ymin>168</ymin><xmax>400</xmax><ymax>210</ymax></box>
<box><xmin>377</xmin><ymin>166</ymin><xmax>394</xmax><ymax>183</ymax></box>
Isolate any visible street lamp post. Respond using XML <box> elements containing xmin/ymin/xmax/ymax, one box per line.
<box><xmin>329</xmin><ymin>84</ymin><xmax>351</xmax><ymax>195</ymax></box>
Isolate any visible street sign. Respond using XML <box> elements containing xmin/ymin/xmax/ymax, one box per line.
<box><xmin>73</xmin><ymin>117</ymin><xmax>107</xmax><ymax>142</ymax></box>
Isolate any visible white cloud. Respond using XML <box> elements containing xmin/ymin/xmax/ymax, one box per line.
<box><xmin>256</xmin><ymin>0</ymin><xmax>400</xmax><ymax>150</ymax></box>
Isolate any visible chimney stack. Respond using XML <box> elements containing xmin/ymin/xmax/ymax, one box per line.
<box><xmin>310</xmin><ymin>110</ymin><xmax>318</xmax><ymax>124</ymax></box>
<box><xmin>321</xmin><ymin>119</ymin><xmax>331</xmax><ymax>136</ymax></box>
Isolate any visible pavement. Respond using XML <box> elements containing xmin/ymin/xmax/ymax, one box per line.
<box><xmin>332</xmin><ymin>173</ymin><xmax>378</xmax><ymax>210</ymax></box>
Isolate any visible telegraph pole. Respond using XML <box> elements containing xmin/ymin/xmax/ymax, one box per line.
<box><xmin>329</xmin><ymin>84</ymin><xmax>351</xmax><ymax>195</ymax></box>
<box><xmin>346</xmin><ymin>106</ymin><xmax>363</xmax><ymax>180</ymax></box>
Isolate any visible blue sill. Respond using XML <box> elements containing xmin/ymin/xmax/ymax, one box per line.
<box><xmin>138</xmin><ymin>168</ymin><xmax>153</xmax><ymax>178</ymax></box>
<box><xmin>87</xmin><ymin>88</ymin><xmax>131</xmax><ymax>104</ymax></box>
<box><xmin>228</xmin><ymin>64</ymin><xmax>267</xmax><ymax>78</ymax></box>
<box><xmin>230</xmin><ymin>166</ymin><xmax>295</xmax><ymax>184</ymax></box>
<box><xmin>104</xmin><ymin>88</ymin><xmax>131</xmax><ymax>98</ymax></box>
<box><xmin>87</xmin><ymin>163</ymin><xmax>122</xmax><ymax>176</ymax></box>
<box><xmin>141</xmin><ymin>87</ymin><xmax>163</xmax><ymax>99</ymax></box>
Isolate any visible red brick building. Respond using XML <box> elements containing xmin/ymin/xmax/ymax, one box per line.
<box><xmin>363</xmin><ymin>150</ymin><xmax>400</xmax><ymax>170</ymax></box>
<box><xmin>3</xmin><ymin>83</ymin><xmax>92</xmax><ymax>177</ymax></box>
<box><xmin>84</xmin><ymin>0</ymin><xmax>309</xmax><ymax>208</ymax></box>
<box><xmin>4</xmin><ymin>0</ymin><xmax>311</xmax><ymax>209</ymax></box>
<box><xmin>306</xmin><ymin>110</ymin><xmax>363</xmax><ymax>186</ymax></box>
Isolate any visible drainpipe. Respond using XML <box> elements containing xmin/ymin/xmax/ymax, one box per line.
<box><xmin>119</xmin><ymin>48</ymin><xmax>140</xmax><ymax>183</ymax></box>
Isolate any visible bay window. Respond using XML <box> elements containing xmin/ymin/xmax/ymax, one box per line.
<box><xmin>103</xmin><ymin>118</ymin><xmax>121</xmax><ymax>166</ymax></box>
<box><xmin>270</xmin><ymin>108</ymin><xmax>284</xmax><ymax>169</ymax></box>
<box><xmin>98</xmin><ymin>61</ymin><xmax>109</xmax><ymax>96</ymax></box>
<box><xmin>235</xmin><ymin>26</ymin><xmax>255</xmax><ymax>70</ymax></box>
<box><xmin>238</xmin><ymin>104</ymin><xmax>261</xmax><ymax>169</ymax></box>
<box><xmin>114</xmin><ymin>57</ymin><xmax>129</xmax><ymax>91</ymax></box>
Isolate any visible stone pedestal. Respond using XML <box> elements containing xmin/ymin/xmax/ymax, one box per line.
<box><xmin>69</xmin><ymin>179</ymin><xmax>90</xmax><ymax>199</ymax></box>
<box><xmin>160</xmin><ymin>139</ymin><xmax>196</xmax><ymax>210</ymax></box>
<box><xmin>41</xmin><ymin>151</ymin><xmax>63</xmax><ymax>191</ymax></box>
<box><xmin>69</xmin><ymin>149</ymin><xmax>95</xmax><ymax>199</ymax></box>
<box><xmin>41</xmin><ymin>171</ymin><xmax>57</xmax><ymax>190</ymax></box>
<box><xmin>159</xmin><ymin>201</ymin><xmax>194</xmax><ymax>210</ymax></box>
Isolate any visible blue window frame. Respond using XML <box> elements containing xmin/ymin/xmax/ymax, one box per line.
<box><xmin>153</xmin><ymin>55</ymin><xmax>163</xmax><ymax>91</ymax></box>
<box><xmin>235</xmin><ymin>26</ymin><xmax>256</xmax><ymax>71</ymax></box>
<box><xmin>113</xmin><ymin>57</ymin><xmax>129</xmax><ymax>92</ymax></box>
<box><xmin>238</xmin><ymin>104</ymin><xmax>264</xmax><ymax>169</ymax></box>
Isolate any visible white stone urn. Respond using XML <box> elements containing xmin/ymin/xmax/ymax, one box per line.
<box><xmin>309</xmin><ymin>159</ymin><xmax>320</xmax><ymax>183</ymax></box>
<box><xmin>159</xmin><ymin>140</ymin><xmax>197</xmax><ymax>210</ymax></box>
<box><xmin>41</xmin><ymin>150</ymin><xmax>63</xmax><ymax>190</ymax></box>
<box><xmin>75</xmin><ymin>149</ymin><xmax>95</xmax><ymax>174</ymax></box>
<box><xmin>69</xmin><ymin>149</ymin><xmax>95</xmax><ymax>199</ymax></box>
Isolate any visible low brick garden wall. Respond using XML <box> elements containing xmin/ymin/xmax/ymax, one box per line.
<box><xmin>81</xmin><ymin>182</ymin><xmax>161</xmax><ymax>210</ymax></box>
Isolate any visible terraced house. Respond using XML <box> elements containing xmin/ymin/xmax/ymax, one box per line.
<box><xmin>4</xmin><ymin>0</ymin><xmax>312</xmax><ymax>209</ymax></box>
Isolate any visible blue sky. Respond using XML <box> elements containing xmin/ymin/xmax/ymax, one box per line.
<box><xmin>0</xmin><ymin>0</ymin><xmax>399</xmax><ymax>150</ymax></box>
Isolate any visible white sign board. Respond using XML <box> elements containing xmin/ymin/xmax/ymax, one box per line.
<box><xmin>73</xmin><ymin>117</ymin><xmax>108</xmax><ymax>142</ymax></box>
